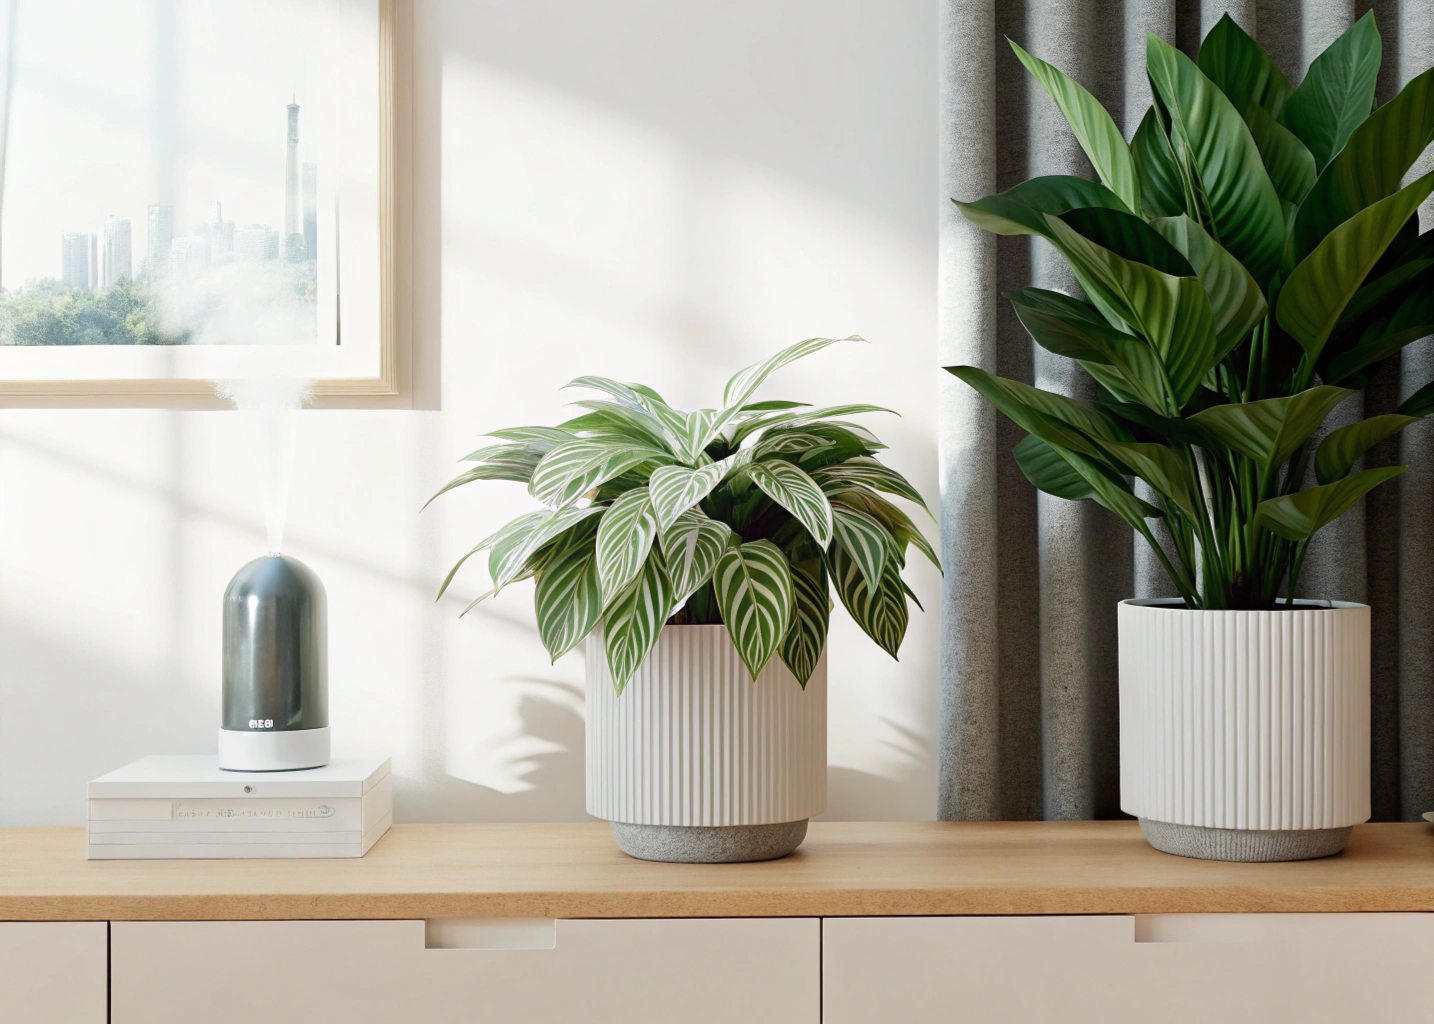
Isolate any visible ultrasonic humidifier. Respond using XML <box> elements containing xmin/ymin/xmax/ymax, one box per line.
<box><xmin>218</xmin><ymin>554</ymin><xmax>330</xmax><ymax>771</ymax></box>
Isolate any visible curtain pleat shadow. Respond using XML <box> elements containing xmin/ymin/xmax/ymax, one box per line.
<box><xmin>938</xmin><ymin>0</ymin><xmax>1434</xmax><ymax>822</ymax></box>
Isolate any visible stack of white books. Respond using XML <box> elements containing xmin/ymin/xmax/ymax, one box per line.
<box><xmin>87</xmin><ymin>755</ymin><xmax>392</xmax><ymax>860</ymax></box>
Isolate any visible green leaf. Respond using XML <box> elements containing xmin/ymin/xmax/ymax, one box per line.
<box><xmin>1051</xmin><ymin>446</ymin><xmax>1165</xmax><ymax>530</ymax></box>
<box><xmin>437</xmin><ymin>510</ymin><xmax>546</xmax><ymax>601</ymax></box>
<box><xmin>595</xmin><ymin>486</ymin><xmax>660</xmax><ymax>600</ymax></box>
<box><xmin>1147</xmin><ymin>32</ymin><xmax>1285</xmax><ymax>283</ymax></box>
<box><xmin>1336</xmin><ymin>260</ymin><xmax>1433</xmax><ymax>331</ymax></box>
<box><xmin>1255</xmin><ymin>466</ymin><xmax>1405</xmax><ymax>542</ymax></box>
<box><xmin>1148</xmin><ymin>215</ymin><xmax>1268</xmax><ymax>359</ymax></box>
<box><xmin>827</xmin><ymin>486</ymin><xmax>942</xmax><ymax>574</ymax></box>
<box><xmin>487</xmin><ymin>425</ymin><xmax>575</xmax><ymax>445</ymax></box>
<box><xmin>1315</xmin><ymin>414</ymin><xmax>1420</xmax><ymax>484</ymax></box>
<box><xmin>659</xmin><ymin>508</ymin><xmax>730</xmax><ymax>608</ymax></box>
<box><xmin>1277</xmin><ymin>11</ymin><xmax>1380</xmax><ymax>172</ymax></box>
<box><xmin>830</xmin><ymin>507</ymin><xmax>890</xmax><ymax>594</ymax></box>
<box><xmin>1242</xmin><ymin>103</ymin><xmax>1317</xmax><ymax>205</ymax></box>
<box><xmin>745</xmin><ymin>459</ymin><xmax>835</xmax><ymax>547</ymax></box>
<box><xmin>943</xmin><ymin>364</ymin><xmax>1122</xmax><ymax>456</ymax></box>
<box><xmin>1006</xmin><ymin>287</ymin><xmax>1177</xmax><ymax>416</ymax></box>
<box><xmin>424</xmin><ymin>457</ymin><xmax>538</xmax><ymax>509</ymax></box>
<box><xmin>1188</xmin><ymin>386</ymin><xmax>1352</xmax><ymax>471</ymax></box>
<box><xmin>1277</xmin><ymin>172</ymin><xmax>1434</xmax><ymax>365</ymax></box>
<box><xmin>713</xmin><ymin>538</ymin><xmax>796</xmax><ymax>679</ymax></box>
<box><xmin>1292</xmin><ymin>69</ymin><xmax>1434</xmax><ymax>263</ymax></box>
<box><xmin>780</xmin><ymin>562</ymin><xmax>830</xmax><ymax>687</ymax></box>
<box><xmin>1095</xmin><ymin>439</ymin><xmax>1200</xmax><ymax>518</ymax></box>
<box><xmin>952</xmin><ymin>175</ymin><xmax>1128</xmax><ymax>237</ymax></box>
<box><xmin>1013</xmin><ymin>433</ymin><xmax>1096</xmax><ymax>500</ymax></box>
<box><xmin>534</xmin><ymin>527</ymin><xmax>604</xmax><ymax>661</ymax></box>
<box><xmin>1399</xmin><ymin>381</ymin><xmax>1434</xmax><ymax>418</ymax></box>
<box><xmin>1059</xmin><ymin>208</ymin><xmax>1195</xmax><ymax>276</ymax></box>
<box><xmin>677</xmin><ymin>409</ymin><xmax>719</xmax><ymax>463</ymax></box>
<box><xmin>560</xmin><ymin>401</ymin><xmax>671</xmax><ymax>450</ymax></box>
<box><xmin>1009</xmin><ymin>38</ymin><xmax>1139</xmax><ymax>213</ymax></box>
<box><xmin>529</xmin><ymin>438</ymin><xmax>675</xmax><ymax>508</ymax></box>
<box><xmin>1197</xmin><ymin>14</ymin><xmax>1294</xmax><ymax>119</ymax></box>
<box><xmin>648</xmin><ymin>448</ymin><xmax>755</xmax><ymax>530</ymax></box>
<box><xmin>830</xmin><ymin>541</ymin><xmax>908</xmax><ymax>660</ymax></box>
<box><xmin>1131</xmin><ymin>107</ymin><xmax>1186</xmax><ymax>218</ymax></box>
<box><xmin>721</xmin><ymin>336</ymin><xmax>863</xmax><ymax>411</ymax></box>
<box><xmin>602</xmin><ymin>551</ymin><xmax>676</xmax><ymax>695</ymax></box>
<box><xmin>807</xmin><ymin>456</ymin><xmax>931</xmax><ymax>515</ymax></box>
<box><xmin>1043</xmin><ymin>215</ymin><xmax>1217</xmax><ymax>405</ymax></box>
<box><xmin>1324</xmin><ymin>279</ymin><xmax>1434</xmax><ymax>384</ymax></box>
<box><xmin>490</xmin><ymin>504</ymin><xmax>607</xmax><ymax>595</ymax></box>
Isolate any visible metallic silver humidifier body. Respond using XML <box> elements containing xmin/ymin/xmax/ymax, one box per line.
<box><xmin>218</xmin><ymin>554</ymin><xmax>330</xmax><ymax>771</ymax></box>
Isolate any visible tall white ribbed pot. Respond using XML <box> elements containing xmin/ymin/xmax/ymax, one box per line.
<box><xmin>1119</xmin><ymin>599</ymin><xmax>1370</xmax><ymax>862</ymax></box>
<box><xmin>586</xmin><ymin>624</ymin><xmax>826</xmax><ymax>863</ymax></box>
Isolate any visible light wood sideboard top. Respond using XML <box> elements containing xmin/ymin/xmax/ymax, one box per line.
<box><xmin>3</xmin><ymin>821</ymin><xmax>1433</xmax><ymax>921</ymax></box>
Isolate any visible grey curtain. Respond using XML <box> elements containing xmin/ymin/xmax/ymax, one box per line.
<box><xmin>937</xmin><ymin>0</ymin><xmax>1434</xmax><ymax>823</ymax></box>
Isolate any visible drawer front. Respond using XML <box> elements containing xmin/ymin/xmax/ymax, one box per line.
<box><xmin>111</xmin><ymin>917</ymin><xmax>819</xmax><ymax>1024</ymax></box>
<box><xmin>823</xmin><ymin>914</ymin><xmax>1434</xmax><ymax>1024</ymax></box>
<box><xmin>0</xmin><ymin>921</ymin><xmax>108</xmax><ymax>1024</ymax></box>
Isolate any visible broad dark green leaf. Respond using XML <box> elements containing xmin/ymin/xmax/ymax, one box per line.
<box><xmin>952</xmin><ymin>175</ymin><xmax>1128</xmax><ymax>237</ymax></box>
<box><xmin>1255</xmin><ymin>466</ymin><xmax>1404</xmax><ymax>541</ymax></box>
<box><xmin>944</xmin><ymin>364</ymin><xmax>1122</xmax><ymax>456</ymax></box>
<box><xmin>1324</xmin><ymin>277</ymin><xmax>1434</xmax><ymax>385</ymax></box>
<box><xmin>1277</xmin><ymin>11</ymin><xmax>1381</xmax><ymax>172</ymax></box>
<box><xmin>1043</xmin><ymin>215</ymin><xmax>1217</xmax><ymax>405</ymax></box>
<box><xmin>1052</xmin><ymin>446</ymin><xmax>1164</xmax><ymax>530</ymax></box>
<box><xmin>1399</xmin><ymin>381</ymin><xmax>1434</xmax><ymax>418</ymax></box>
<box><xmin>1197</xmin><ymin>14</ymin><xmax>1294</xmax><ymax>118</ymax></box>
<box><xmin>1096</xmin><ymin>439</ymin><xmax>1200</xmax><ymax>518</ymax></box>
<box><xmin>1335</xmin><ymin>260</ymin><xmax>1433</xmax><ymax>331</ymax></box>
<box><xmin>1242</xmin><ymin>103</ymin><xmax>1317</xmax><ymax>205</ymax></box>
<box><xmin>1131</xmin><ymin>107</ymin><xmax>1186</xmax><ymax>218</ymax></box>
<box><xmin>1188</xmin><ymin>386</ymin><xmax>1352</xmax><ymax>470</ymax></box>
<box><xmin>1013</xmin><ymin>433</ymin><xmax>1096</xmax><ymax>501</ymax></box>
<box><xmin>1059</xmin><ymin>208</ymin><xmax>1195</xmax><ymax>276</ymax></box>
<box><xmin>1278</xmin><ymin>172</ymin><xmax>1434</xmax><ymax>365</ymax></box>
<box><xmin>1147</xmin><ymin>32</ymin><xmax>1285</xmax><ymax>283</ymax></box>
<box><xmin>779</xmin><ymin>563</ymin><xmax>829</xmax><ymax>687</ymax></box>
<box><xmin>1010</xmin><ymin>39</ymin><xmax>1139</xmax><ymax>213</ymax></box>
<box><xmin>1292</xmin><ymin>67</ymin><xmax>1434</xmax><ymax>263</ymax></box>
<box><xmin>1149</xmin><ymin>215</ymin><xmax>1268</xmax><ymax>359</ymax></box>
<box><xmin>1315</xmin><ymin>414</ymin><xmax>1420</xmax><ymax>484</ymax></box>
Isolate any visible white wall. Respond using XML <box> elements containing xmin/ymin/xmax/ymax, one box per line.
<box><xmin>0</xmin><ymin>0</ymin><xmax>939</xmax><ymax>825</ymax></box>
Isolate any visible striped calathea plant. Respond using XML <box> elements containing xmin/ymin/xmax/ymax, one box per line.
<box><xmin>947</xmin><ymin>14</ymin><xmax>1434</xmax><ymax>610</ymax></box>
<box><xmin>430</xmin><ymin>338</ymin><xmax>937</xmax><ymax>693</ymax></box>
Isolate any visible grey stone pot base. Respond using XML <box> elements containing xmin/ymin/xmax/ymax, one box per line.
<box><xmin>1139</xmin><ymin>818</ymin><xmax>1353</xmax><ymax>862</ymax></box>
<box><xmin>610</xmin><ymin>820</ymin><xmax>809</xmax><ymax>863</ymax></box>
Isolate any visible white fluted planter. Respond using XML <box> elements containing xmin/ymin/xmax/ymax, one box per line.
<box><xmin>586</xmin><ymin>624</ymin><xmax>827</xmax><ymax>863</ymax></box>
<box><xmin>1119</xmin><ymin>599</ymin><xmax>1370</xmax><ymax>862</ymax></box>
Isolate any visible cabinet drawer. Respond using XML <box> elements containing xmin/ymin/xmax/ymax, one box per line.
<box><xmin>823</xmin><ymin>914</ymin><xmax>1434</xmax><ymax>1024</ymax></box>
<box><xmin>0</xmin><ymin>921</ymin><xmax>108</xmax><ymax>1024</ymax></box>
<box><xmin>112</xmin><ymin>917</ymin><xmax>818</xmax><ymax>1024</ymax></box>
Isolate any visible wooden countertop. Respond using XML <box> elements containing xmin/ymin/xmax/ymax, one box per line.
<box><xmin>3</xmin><ymin>821</ymin><xmax>1433</xmax><ymax>921</ymax></box>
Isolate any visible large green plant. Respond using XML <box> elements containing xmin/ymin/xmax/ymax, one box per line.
<box><xmin>947</xmin><ymin>14</ymin><xmax>1434</xmax><ymax>610</ymax></box>
<box><xmin>430</xmin><ymin>338</ymin><xmax>937</xmax><ymax>692</ymax></box>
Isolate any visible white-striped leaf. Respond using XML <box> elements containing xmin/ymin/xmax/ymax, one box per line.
<box><xmin>660</xmin><ymin>508</ymin><xmax>731</xmax><ymax>607</ymax></box>
<box><xmin>679</xmin><ymin>409</ymin><xmax>719</xmax><ymax>463</ymax></box>
<box><xmin>529</xmin><ymin>439</ymin><xmax>673</xmax><ymax>507</ymax></box>
<box><xmin>713</xmin><ymin>538</ymin><xmax>795</xmax><ymax>679</ymax></box>
<box><xmin>534</xmin><ymin>526</ymin><xmax>603</xmax><ymax>661</ymax></box>
<box><xmin>648</xmin><ymin>448</ymin><xmax>756</xmax><ymax>530</ymax></box>
<box><xmin>779</xmin><ymin>562</ymin><xmax>829</xmax><ymax>687</ymax></box>
<box><xmin>745</xmin><ymin>459</ymin><xmax>834</xmax><ymax>547</ymax></box>
<box><xmin>811</xmin><ymin>457</ymin><xmax>931</xmax><ymax>515</ymax></box>
<box><xmin>490</xmin><ymin>504</ymin><xmax>607</xmax><ymax>594</ymax></box>
<box><xmin>561</xmin><ymin>401</ymin><xmax>671</xmax><ymax>449</ymax></box>
<box><xmin>829</xmin><ymin>484</ymin><xmax>941</xmax><ymax>573</ymax></box>
<box><xmin>437</xmin><ymin>510</ymin><xmax>547</xmax><ymax>600</ymax></box>
<box><xmin>602</xmin><ymin>551</ymin><xmax>675</xmax><ymax>694</ymax></box>
<box><xmin>721</xmin><ymin>336</ymin><xmax>863</xmax><ymax>409</ymax></box>
<box><xmin>830</xmin><ymin>507</ymin><xmax>891</xmax><ymax>593</ymax></box>
<box><xmin>830</xmin><ymin>541</ymin><xmax>909</xmax><ymax>660</ymax></box>
<box><xmin>487</xmin><ymin>425</ymin><xmax>575</xmax><ymax>445</ymax></box>
<box><xmin>595</xmin><ymin>486</ymin><xmax>659</xmax><ymax>600</ymax></box>
<box><xmin>424</xmin><ymin>455</ymin><xmax>540</xmax><ymax>509</ymax></box>
<box><xmin>730</xmin><ymin>403</ymin><xmax>897</xmax><ymax>446</ymax></box>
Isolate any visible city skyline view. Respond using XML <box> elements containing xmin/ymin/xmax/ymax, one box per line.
<box><xmin>0</xmin><ymin>0</ymin><xmax>328</xmax><ymax>346</ymax></box>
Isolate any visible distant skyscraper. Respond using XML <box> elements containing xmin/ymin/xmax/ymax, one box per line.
<box><xmin>302</xmin><ymin>162</ymin><xmax>317</xmax><ymax>263</ymax></box>
<box><xmin>88</xmin><ymin>234</ymin><xmax>98</xmax><ymax>290</ymax></box>
<box><xmin>61</xmin><ymin>232</ymin><xmax>91</xmax><ymax>289</ymax></box>
<box><xmin>234</xmin><ymin>224</ymin><xmax>279</xmax><ymax>262</ymax></box>
<box><xmin>102</xmin><ymin>216</ymin><xmax>132</xmax><ymax>287</ymax></box>
<box><xmin>169</xmin><ymin>236</ymin><xmax>208</xmax><ymax>278</ymax></box>
<box><xmin>194</xmin><ymin>201</ymin><xmax>235</xmax><ymax>264</ymax></box>
<box><xmin>283</xmin><ymin>99</ymin><xmax>305</xmax><ymax>261</ymax></box>
<box><xmin>147</xmin><ymin>204</ymin><xmax>174</xmax><ymax>280</ymax></box>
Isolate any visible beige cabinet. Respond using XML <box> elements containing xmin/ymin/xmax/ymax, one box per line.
<box><xmin>111</xmin><ymin>917</ymin><xmax>819</xmax><ymax>1024</ymax></box>
<box><xmin>0</xmin><ymin>921</ymin><xmax>108</xmax><ymax>1024</ymax></box>
<box><xmin>822</xmin><ymin>913</ymin><xmax>1434</xmax><ymax>1024</ymax></box>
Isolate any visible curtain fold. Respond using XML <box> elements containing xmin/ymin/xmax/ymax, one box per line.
<box><xmin>938</xmin><ymin>0</ymin><xmax>1434</xmax><ymax>822</ymax></box>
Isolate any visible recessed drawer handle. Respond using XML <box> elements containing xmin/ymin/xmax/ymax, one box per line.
<box><xmin>425</xmin><ymin>918</ymin><xmax>557</xmax><ymax>950</ymax></box>
<box><xmin>1134</xmin><ymin>915</ymin><xmax>1260</xmax><ymax>944</ymax></box>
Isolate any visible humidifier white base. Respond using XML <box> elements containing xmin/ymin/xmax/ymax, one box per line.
<box><xmin>218</xmin><ymin>727</ymin><xmax>330</xmax><ymax>772</ymax></box>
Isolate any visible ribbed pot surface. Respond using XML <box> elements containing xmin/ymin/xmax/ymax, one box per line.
<box><xmin>586</xmin><ymin>625</ymin><xmax>827</xmax><ymax>827</ymax></box>
<box><xmin>1119</xmin><ymin>599</ymin><xmax>1370</xmax><ymax>831</ymax></box>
